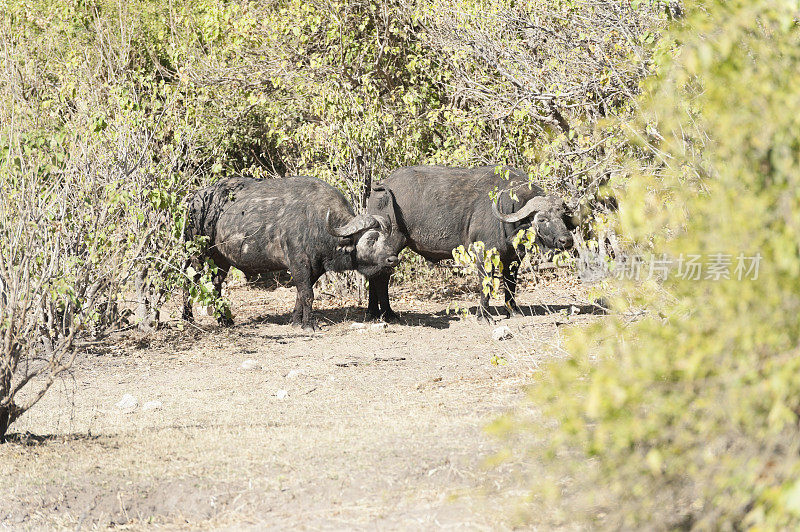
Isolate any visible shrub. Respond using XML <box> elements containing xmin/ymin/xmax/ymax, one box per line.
<box><xmin>0</xmin><ymin>1</ymin><xmax>208</xmax><ymax>439</ymax></box>
<box><xmin>508</xmin><ymin>1</ymin><xmax>800</xmax><ymax>528</ymax></box>
<box><xmin>0</xmin><ymin>0</ymin><xmax>662</xmax><ymax>438</ymax></box>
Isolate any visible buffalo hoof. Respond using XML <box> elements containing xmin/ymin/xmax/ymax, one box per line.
<box><xmin>381</xmin><ymin>310</ymin><xmax>400</xmax><ymax>323</ymax></box>
<box><xmin>302</xmin><ymin>322</ymin><xmax>320</xmax><ymax>333</ymax></box>
<box><xmin>368</xmin><ymin>309</ymin><xmax>400</xmax><ymax>323</ymax></box>
<box><xmin>504</xmin><ymin>305</ymin><xmax>523</xmax><ymax>318</ymax></box>
<box><xmin>476</xmin><ymin>313</ymin><xmax>494</xmax><ymax>324</ymax></box>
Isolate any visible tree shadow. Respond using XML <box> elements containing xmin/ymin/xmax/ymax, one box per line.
<box><xmin>514</xmin><ymin>303</ymin><xmax>608</xmax><ymax>316</ymax></box>
<box><xmin>460</xmin><ymin>302</ymin><xmax>609</xmax><ymax>322</ymax></box>
<box><xmin>228</xmin><ymin>302</ymin><xmax>605</xmax><ymax>331</ymax></box>
<box><xmin>237</xmin><ymin>305</ymin><xmax>461</xmax><ymax>330</ymax></box>
<box><xmin>173</xmin><ymin>301</ymin><xmax>604</xmax><ymax>337</ymax></box>
<box><xmin>2</xmin><ymin>431</ymin><xmax>101</xmax><ymax>446</ymax></box>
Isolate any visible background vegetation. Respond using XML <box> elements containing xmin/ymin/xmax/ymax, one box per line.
<box><xmin>502</xmin><ymin>0</ymin><xmax>800</xmax><ymax>528</ymax></box>
<box><xmin>1</xmin><ymin>0</ymin><xmax>663</xmax><ymax>440</ymax></box>
<box><xmin>7</xmin><ymin>0</ymin><xmax>798</xmax><ymax>529</ymax></box>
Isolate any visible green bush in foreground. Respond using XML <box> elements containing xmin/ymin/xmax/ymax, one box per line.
<box><xmin>507</xmin><ymin>1</ymin><xmax>800</xmax><ymax>528</ymax></box>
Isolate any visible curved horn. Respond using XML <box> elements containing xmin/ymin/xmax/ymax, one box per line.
<box><xmin>492</xmin><ymin>193</ymin><xmax>553</xmax><ymax>223</ymax></box>
<box><xmin>326</xmin><ymin>210</ymin><xmax>379</xmax><ymax>237</ymax></box>
<box><xmin>373</xmin><ymin>214</ymin><xmax>391</xmax><ymax>234</ymax></box>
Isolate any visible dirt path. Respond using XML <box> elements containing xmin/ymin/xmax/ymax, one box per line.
<box><xmin>0</xmin><ymin>275</ymin><xmax>596</xmax><ymax>530</ymax></box>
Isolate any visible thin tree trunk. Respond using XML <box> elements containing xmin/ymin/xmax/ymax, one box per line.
<box><xmin>134</xmin><ymin>266</ymin><xmax>156</xmax><ymax>332</ymax></box>
<box><xmin>0</xmin><ymin>403</ymin><xmax>19</xmax><ymax>443</ymax></box>
<box><xmin>360</xmin><ymin>155</ymin><xmax>372</xmax><ymax>211</ymax></box>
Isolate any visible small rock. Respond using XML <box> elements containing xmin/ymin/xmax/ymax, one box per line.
<box><xmin>350</xmin><ymin>322</ymin><xmax>367</xmax><ymax>330</ymax></box>
<box><xmin>241</xmin><ymin>359</ymin><xmax>261</xmax><ymax>370</ymax></box>
<box><xmin>570</xmin><ymin>305</ymin><xmax>580</xmax><ymax>316</ymax></box>
<box><xmin>276</xmin><ymin>389</ymin><xmax>288</xmax><ymax>400</ymax></box>
<box><xmin>492</xmin><ymin>326</ymin><xmax>513</xmax><ymax>341</ymax></box>
<box><xmin>286</xmin><ymin>369</ymin><xmax>302</xmax><ymax>379</ymax></box>
<box><xmin>115</xmin><ymin>394</ymin><xmax>138</xmax><ymax>411</ymax></box>
<box><xmin>142</xmin><ymin>400</ymin><xmax>163</xmax><ymax>411</ymax></box>
<box><xmin>370</xmin><ymin>322</ymin><xmax>388</xmax><ymax>331</ymax></box>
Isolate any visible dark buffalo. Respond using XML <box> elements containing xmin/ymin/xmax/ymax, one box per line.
<box><xmin>366</xmin><ymin>165</ymin><xmax>575</xmax><ymax>321</ymax></box>
<box><xmin>184</xmin><ymin>176</ymin><xmax>399</xmax><ymax>330</ymax></box>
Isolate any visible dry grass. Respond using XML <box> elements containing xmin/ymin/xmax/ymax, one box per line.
<box><xmin>0</xmin><ymin>270</ymin><xmax>599</xmax><ymax>530</ymax></box>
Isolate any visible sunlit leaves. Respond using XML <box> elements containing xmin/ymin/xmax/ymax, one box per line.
<box><xmin>523</xmin><ymin>1</ymin><xmax>800</xmax><ymax>528</ymax></box>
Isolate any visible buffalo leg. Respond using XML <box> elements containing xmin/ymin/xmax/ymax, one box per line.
<box><xmin>289</xmin><ymin>259</ymin><xmax>318</xmax><ymax>332</ymax></box>
<box><xmin>368</xmin><ymin>271</ymin><xmax>398</xmax><ymax>322</ymax></box>
<box><xmin>291</xmin><ymin>294</ymin><xmax>304</xmax><ymax>326</ymax></box>
<box><xmin>367</xmin><ymin>274</ymin><xmax>381</xmax><ymax>318</ymax></box>
<box><xmin>212</xmin><ymin>266</ymin><xmax>233</xmax><ymax>326</ymax></box>
<box><xmin>297</xmin><ymin>283</ymin><xmax>317</xmax><ymax>332</ymax></box>
<box><xmin>503</xmin><ymin>260</ymin><xmax>522</xmax><ymax>317</ymax></box>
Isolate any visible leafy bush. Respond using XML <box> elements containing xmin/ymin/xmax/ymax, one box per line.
<box><xmin>0</xmin><ymin>0</ymin><xmax>661</xmax><ymax>437</ymax></box>
<box><xmin>0</xmin><ymin>1</ymin><xmax>213</xmax><ymax>439</ymax></box>
<box><xmin>506</xmin><ymin>1</ymin><xmax>800</xmax><ymax>528</ymax></box>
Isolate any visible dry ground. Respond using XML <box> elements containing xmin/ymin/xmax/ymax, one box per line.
<box><xmin>0</xmin><ymin>270</ymin><xmax>600</xmax><ymax>530</ymax></box>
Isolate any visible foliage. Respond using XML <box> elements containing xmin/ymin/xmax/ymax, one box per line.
<box><xmin>184</xmin><ymin>258</ymin><xmax>234</xmax><ymax>323</ymax></box>
<box><xmin>179</xmin><ymin>0</ymin><xmax>453</xmax><ymax>206</ymax></box>
<box><xmin>0</xmin><ymin>0</ymin><xmax>212</xmax><ymax>438</ymax></box>
<box><xmin>452</xmin><ymin>241</ymin><xmax>503</xmax><ymax>298</ymax></box>
<box><xmin>0</xmin><ymin>0</ymin><xmax>660</xmax><ymax>436</ymax></box>
<box><xmin>179</xmin><ymin>0</ymin><xmax>665</xmax><ymax>211</ymax></box>
<box><xmin>410</xmin><ymin>0</ymin><xmax>670</xmax><ymax>206</ymax></box>
<box><xmin>503</xmin><ymin>1</ymin><xmax>800</xmax><ymax>528</ymax></box>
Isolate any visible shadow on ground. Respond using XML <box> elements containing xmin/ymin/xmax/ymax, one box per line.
<box><xmin>514</xmin><ymin>303</ymin><xmax>608</xmax><ymax>316</ymax></box>
<box><xmin>444</xmin><ymin>302</ymin><xmax>608</xmax><ymax>322</ymax></box>
<box><xmin>3</xmin><ymin>431</ymin><xmax>101</xmax><ymax>446</ymax></box>
<box><xmin>239</xmin><ymin>305</ymin><xmax>462</xmax><ymax>330</ymax></box>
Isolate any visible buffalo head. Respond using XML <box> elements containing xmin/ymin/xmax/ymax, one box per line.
<box><xmin>493</xmin><ymin>193</ymin><xmax>575</xmax><ymax>250</ymax></box>
<box><xmin>325</xmin><ymin>211</ymin><xmax>399</xmax><ymax>276</ymax></box>
<box><xmin>366</xmin><ymin>184</ymin><xmax>407</xmax><ymax>251</ymax></box>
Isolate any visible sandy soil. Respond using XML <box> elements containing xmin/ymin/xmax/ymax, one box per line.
<box><xmin>0</xmin><ymin>271</ymin><xmax>599</xmax><ymax>530</ymax></box>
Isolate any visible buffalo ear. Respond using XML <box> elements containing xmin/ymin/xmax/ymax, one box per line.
<box><xmin>563</xmin><ymin>202</ymin><xmax>581</xmax><ymax>231</ymax></box>
<box><xmin>506</xmin><ymin>223</ymin><xmax>532</xmax><ymax>245</ymax></box>
<box><xmin>372</xmin><ymin>214</ymin><xmax>391</xmax><ymax>234</ymax></box>
<box><xmin>367</xmin><ymin>185</ymin><xmax>395</xmax><ymax>215</ymax></box>
<box><xmin>369</xmin><ymin>185</ymin><xmax>405</xmax><ymax>238</ymax></box>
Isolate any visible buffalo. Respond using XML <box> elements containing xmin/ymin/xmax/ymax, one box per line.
<box><xmin>366</xmin><ymin>165</ymin><xmax>575</xmax><ymax>321</ymax></box>
<box><xmin>183</xmin><ymin>176</ymin><xmax>399</xmax><ymax>331</ymax></box>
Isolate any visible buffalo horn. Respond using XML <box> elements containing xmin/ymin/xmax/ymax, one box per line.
<box><xmin>374</xmin><ymin>214</ymin><xmax>391</xmax><ymax>234</ymax></box>
<box><xmin>326</xmin><ymin>210</ymin><xmax>379</xmax><ymax>237</ymax></box>
<box><xmin>492</xmin><ymin>194</ymin><xmax>553</xmax><ymax>223</ymax></box>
